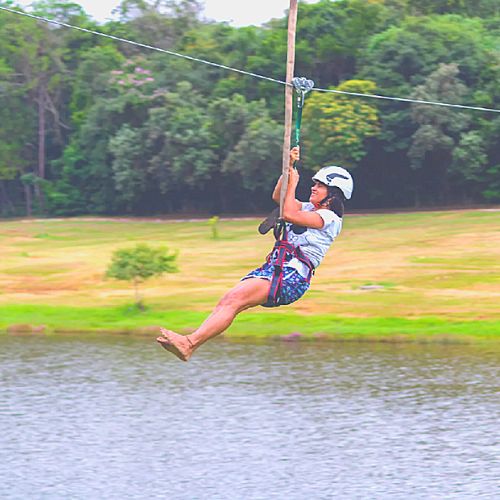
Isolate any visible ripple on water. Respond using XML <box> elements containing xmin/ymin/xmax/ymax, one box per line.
<box><xmin>0</xmin><ymin>335</ymin><xmax>498</xmax><ymax>499</ymax></box>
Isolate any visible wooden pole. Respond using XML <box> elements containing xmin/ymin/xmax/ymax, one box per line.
<box><xmin>279</xmin><ymin>0</ymin><xmax>298</xmax><ymax>217</ymax></box>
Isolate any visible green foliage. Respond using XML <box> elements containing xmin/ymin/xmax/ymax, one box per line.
<box><xmin>360</xmin><ymin>15</ymin><xmax>493</xmax><ymax>92</ymax></box>
<box><xmin>398</xmin><ymin>0</ymin><xmax>500</xmax><ymax>18</ymax></box>
<box><xmin>222</xmin><ymin>115</ymin><xmax>283</xmax><ymax>191</ymax></box>
<box><xmin>208</xmin><ymin>216</ymin><xmax>219</xmax><ymax>239</ymax></box>
<box><xmin>482</xmin><ymin>165</ymin><xmax>500</xmax><ymax>202</ymax></box>
<box><xmin>296</xmin><ymin>0</ymin><xmax>390</xmax><ymax>84</ymax></box>
<box><xmin>69</xmin><ymin>46</ymin><xmax>125</xmax><ymax>128</ymax></box>
<box><xmin>302</xmin><ymin>79</ymin><xmax>380</xmax><ymax>168</ymax></box>
<box><xmin>357</xmin><ymin>15</ymin><xmax>499</xmax><ymax>206</ymax></box>
<box><xmin>106</xmin><ymin>243</ymin><xmax>178</xmax><ymax>306</ymax></box>
<box><xmin>0</xmin><ymin>0</ymin><xmax>499</xmax><ymax>215</ymax></box>
<box><xmin>409</xmin><ymin>63</ymin><xmax>468</xmax><ymax>167</ymax></box>
<box><xmin>451</xmin><ymin>132</ymin><xmax>488</xmax><ymax>182</ymax></box>
<box><xmin>106</xmin><ymin>243</ymin><xmax>178</xmax><ymax>282</ymax></box>
<box><xmin>109</xmin><ymin>124</ymin><xmax>147</xmax><ymax>208</ymax></box>
<box><xmin>407</xmin><ymin>64</ymin><xmax>484</xmax><ymax>203</ymax></box>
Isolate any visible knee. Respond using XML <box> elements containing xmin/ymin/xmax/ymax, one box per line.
<box><xmin>217</xmin><ymin>290</ymin><xmax>245</xmax><ymax>312</ymax></box>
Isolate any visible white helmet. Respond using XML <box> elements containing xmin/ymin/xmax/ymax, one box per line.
<box><xmin>312</xmin><ymin>166</ymin><xmax>354</xmax><ymax>200</ymax></box>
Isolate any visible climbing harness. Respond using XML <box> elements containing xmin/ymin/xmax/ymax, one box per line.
<box><xmin>263</xmin><ymin>227</ymin><xmax>315</xmax><ymax>307</ymax></box>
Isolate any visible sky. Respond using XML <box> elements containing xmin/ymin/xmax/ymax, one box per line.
<box><xmin>17</xmin><ymin>0</ymin><xmax>320</xmax><ymax>26</ymax></box>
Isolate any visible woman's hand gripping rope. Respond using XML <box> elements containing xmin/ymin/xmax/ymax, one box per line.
<box><xmin>288</xmin><ymin>146</ymin><xmax>301</xmax><ymax>190</ymax></box>
<box><xmin>289</xmin><ymin>146</ymin><xmax>300</xmax><ymax>167</ymax></box>
<box><xmin>258</xmin><ymin>147</ymin><xmax>301</xmax><ymax>235</ymax></box>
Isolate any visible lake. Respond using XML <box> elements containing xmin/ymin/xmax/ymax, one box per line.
<box><xmin>1</xmin><ymin>334</ymin><xmax>498</xmax><ymax>499</ymax></box>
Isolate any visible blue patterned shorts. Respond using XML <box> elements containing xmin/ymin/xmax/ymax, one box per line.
<box><xmin>242</xmin><ymin>262</ymin><xmax>311</xmax><ymax>307</ymax></box>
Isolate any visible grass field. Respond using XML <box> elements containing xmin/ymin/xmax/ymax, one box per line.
<box><xmin>1</xmin><ymin>209</ymin><xmax>499</xmax><ymax>342</ymax></box>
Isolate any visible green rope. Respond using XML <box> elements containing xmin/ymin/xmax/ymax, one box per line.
<box><xmin>295</xmin><ymin>93</ymin><xmax>304</xmax><ymax>148</ymax></box>
<box><xmin>292</xmin><ymin>77</ymin><xmax>314</xmax><ymax>164</ymax></box>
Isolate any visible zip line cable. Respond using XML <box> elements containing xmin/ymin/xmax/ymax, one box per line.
<box><xmin>1</xmin><ymin>5</ymin><xmax>499</xmax><ymax>114</ymax></box>
<box><xmin>312</xmin><ymin>87</ymin><xmax>500</xmax><ymax>113</ymax></box>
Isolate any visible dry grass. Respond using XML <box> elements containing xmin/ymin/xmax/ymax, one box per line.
<box><xmin>0</xmin><ymin>209</ymin><xmax>499</xmax><ymax>322</ymax></box>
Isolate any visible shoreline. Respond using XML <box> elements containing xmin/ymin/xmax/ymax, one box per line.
<box><xmin>1</xmin><ymin>305</ymin><xmax>499</xmax><ymax>344</ymax></box>
<box><xmin>2</xmin><ymin>328</ymin><xmax>498</xmax><ymax>345</ymax></box>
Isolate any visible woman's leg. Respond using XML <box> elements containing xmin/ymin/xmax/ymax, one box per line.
<box><xmin>157</xmin><ymin>278</ymin><xmax>270</xmax><ymax>361</ymax></box>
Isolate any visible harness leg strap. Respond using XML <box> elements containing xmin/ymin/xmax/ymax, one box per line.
<box><xmin>264</xmin><ymin>239</ymin><xmax>314</xmax><ymax>307</ymax></box>
<box><xmin>266</xmin><ymin>266</ymin><xmax>284</xmax><ymax>307</ymax></box>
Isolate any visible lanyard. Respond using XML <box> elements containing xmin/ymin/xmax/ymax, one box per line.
<box><xmin>292</xmin><ymin>77</ymin><xmax>315</xmax><ymax>153</ymax></box>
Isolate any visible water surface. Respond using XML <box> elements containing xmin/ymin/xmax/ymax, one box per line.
<box><xmin>1</xmin><ymin>334</ymin><xmax>498</xmax><ymax>499</ymax></box>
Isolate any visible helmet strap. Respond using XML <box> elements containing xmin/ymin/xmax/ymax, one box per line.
<box><xmin>316</xmin><ymin>195</ymin><xmax>332</xmax><ymax>209</ymax></box>
<box><xmin>317</xmin><ymin>186</ymin><xmax>342</xmax><ymax>210</ymax></box>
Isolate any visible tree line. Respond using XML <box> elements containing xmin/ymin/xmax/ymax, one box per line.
<box><xmin>0</xmin><ymin>0</ymin><xmax>499</xmax><ymax>217</ymax></box>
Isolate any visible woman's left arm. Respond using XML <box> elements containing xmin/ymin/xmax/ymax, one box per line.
<box><xmin>283</xmin><ymin>167</ymin><xmax>325</xmax><ymax>230</ymax></box>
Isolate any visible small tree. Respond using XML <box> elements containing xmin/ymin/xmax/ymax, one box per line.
<box><xmin>106</xmin><ymin>244</ymin><xmax>178</xmax><ymax>308</ymax></box>
<box><xmin>208</xmin><ymin>216</ymin><xmax>219</xmax><ymax>239</ymax></box>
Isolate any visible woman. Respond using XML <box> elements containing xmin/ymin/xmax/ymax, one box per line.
<box><xmin>157</xmin><ymin>147</ymin><xmax>353</xmax><ymax>361</ymax></box>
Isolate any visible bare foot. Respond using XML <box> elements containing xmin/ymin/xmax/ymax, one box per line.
<box><xmin>156</xmin><ymin>328</ymin><xmax>194</xmax><ymax>362</ymax></box>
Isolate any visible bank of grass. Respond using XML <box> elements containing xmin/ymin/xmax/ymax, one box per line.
<box><xmin>1</xmin><ymin>304</ymin><xmax>499</xmax><ymax>343</ymax></box>
<box><xmin>0</xmin><ymin>210</ymin><xmax>499</xmax><ymax>343</ymax></box>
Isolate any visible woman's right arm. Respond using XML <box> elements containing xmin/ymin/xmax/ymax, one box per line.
<box><xmin>272</xmin><ymin>175</ymin><xmax>284</xmax><ymax>204</ymax></box>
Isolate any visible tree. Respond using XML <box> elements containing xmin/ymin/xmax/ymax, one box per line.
<box><xmin>393</xmin><ymin>0</ymin><xmax>500</xmax><ymax>18</ymax></box>
<box><xmin>450</xmin><ymin>131</ymin><xmax>489</xmax><ymax>202</ymax></box>
<box><xmin>50</xmin><ymin>55</ymin><xmax>157</xmax><ymax>214</ymax></box>
<box><xmin>358</xmin><ymin>14</ymin><xmax>498</xmax><ymax>206</ymax></box>
<box><xmin>142</xmin><ymin>81</ymin><xmax>218</xmax><ymax>211</ymax></box>
<box><xmin>69</xmin><ymin>45</ymin><xmax>125</xmax><ymax>129</ymax></box>
<box><xmin>1</xmin><ymin>0</ymin><xmax>498</xmax><ymax>214</ymax></box>
<box><xmin>0</xmin><ymin>3</ymin><xmax>69</xmax><ymax>213</ymax></box>
<box><xmin>408</xmin><ymin>63</ymin><xmax>470</xmax><ymax>204</ymax></box>
<box><xmin>0</xmin><ymin>61</ymin><xmax>32</xmax><ymax>214</ymax></box>
<box><xmin>207</xmin><ymin>94</ymin><xmax>282</xmax><ymax>208</ymax></box>
<box><xmin>114</xmin><ymin>0</ymin><xmax>203</xmax><ymax>50</ymax></box>
<box><xmin>106</xmin><ymin>243</ymin><xmax>178</xmax><ymax>308</ymax></box>
<box><xmin>295</xmin><ymin>0</ymin><xmax>390</xmax><ymax>87</ymax></box>
<box><xmin>222</xmin><ymin>115</ymin><xmax>283</xmax><ymax>193</ymax></box>
<box><xmin>360</xmin><ymin>15</ymin><xmax>494</xmax><ymax>91</ymax></box>
<box><xmin>479</xmin><ymin>116</ymin><xmax>500</xmax><ymax>203</ymax></box>
<box><xmin>302</xmin><ymin>79</ymin><xmax>380</xmax><ymax>170</ymax></box>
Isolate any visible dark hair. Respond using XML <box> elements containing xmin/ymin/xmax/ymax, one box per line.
<box><xmin>325</xmin><ymin>187</ymin><xmax>345</xmax><ymax>217</ymax></box>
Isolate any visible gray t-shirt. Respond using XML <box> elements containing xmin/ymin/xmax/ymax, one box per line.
<box><xmin>285</xmin><ymin>202</ymin><xmax>342</xmax><ymax>278</ymax></box>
